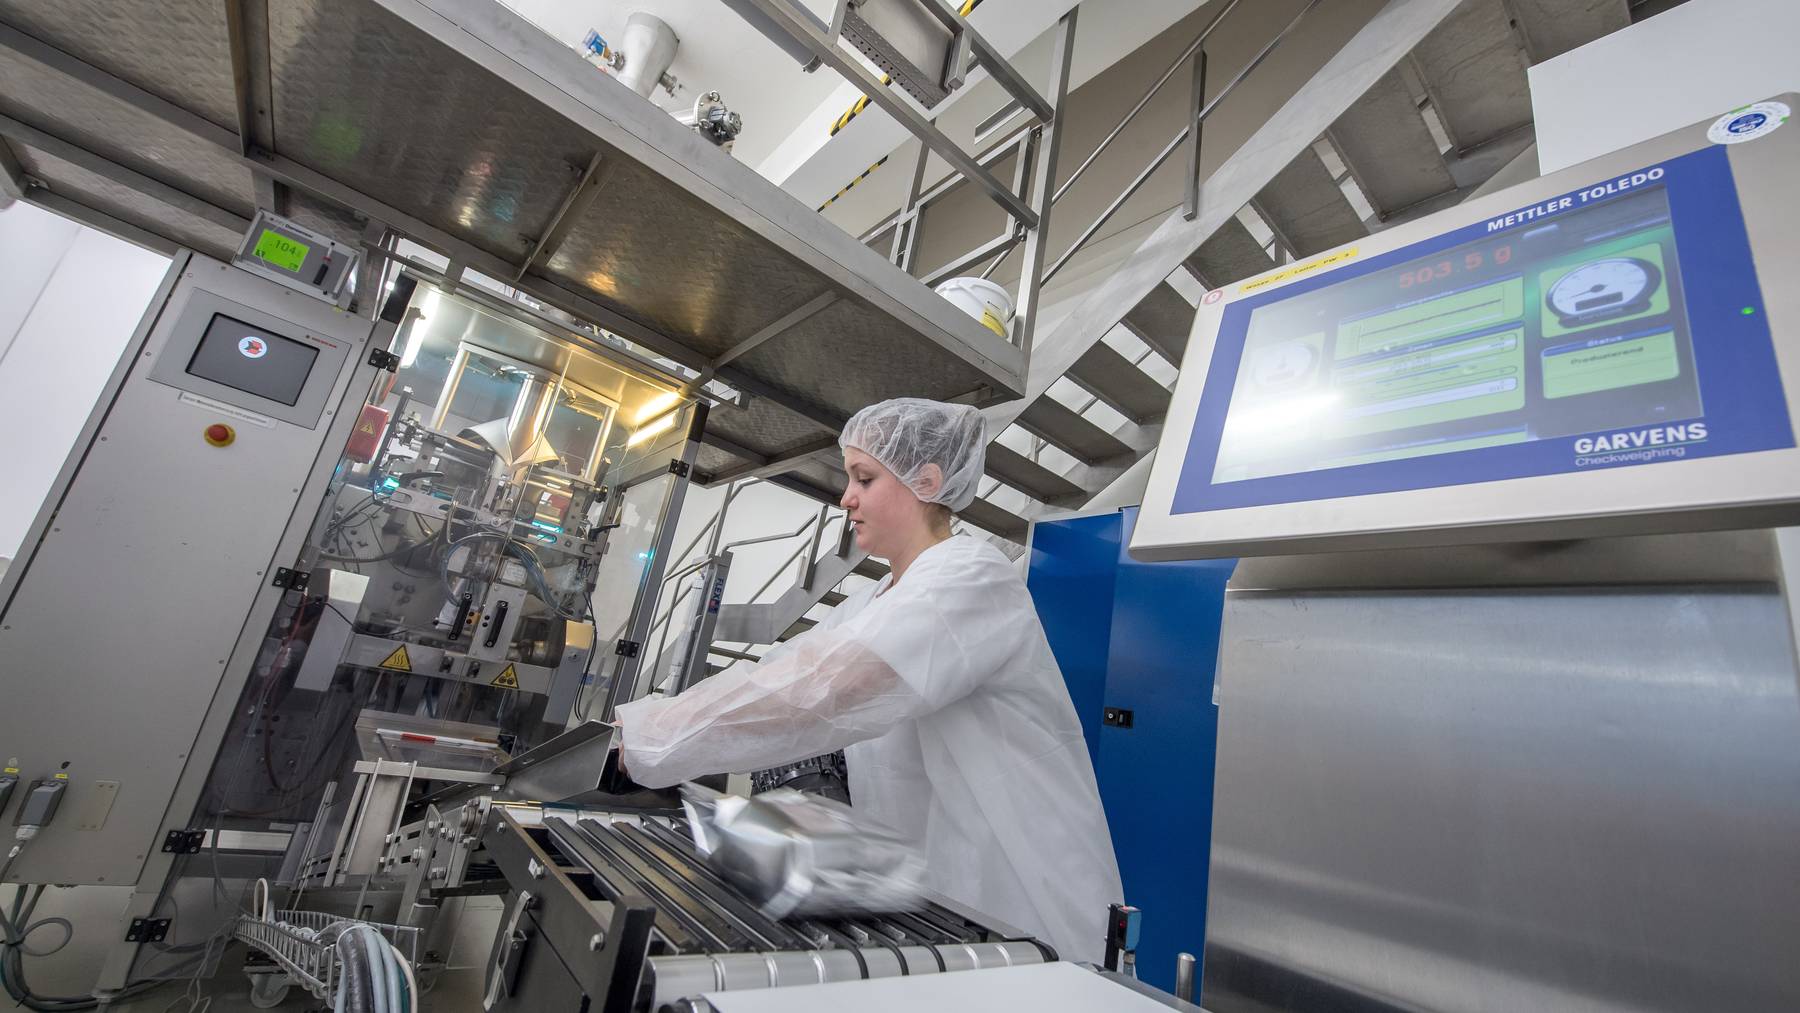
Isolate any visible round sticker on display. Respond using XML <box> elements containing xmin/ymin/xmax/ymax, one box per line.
<box><xmin>1202</xmin><ymin>288</ymin><xmax>1224</xmax><ymax>305</ymax></box>
<box><xmin>1707</xmin><ymin>102</ymin><xmax>1789</xmax><ymax>145</ymax></box>
<box><xmin>237</xmin><ymin>335</ymin><xmax>268</xmax><ymax>359</ymax></box>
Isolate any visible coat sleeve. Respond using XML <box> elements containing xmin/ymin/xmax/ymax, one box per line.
<box><xmin>615</xmin><ymin>546</ymin><xmax>1030</xmax><ymax>787</ymax></box>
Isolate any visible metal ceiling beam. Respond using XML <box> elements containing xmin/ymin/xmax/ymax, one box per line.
<box><xmin>515</xmin><ymin>152</ymin><xmax>614</xmax><ymax>280</ymax></box>
<box><xmin>697</xmin><ymin>431</ymin><xmax>770</xmax><ymax>469</ymax></box>
<box><xmin>222</xmin><ymin>0</ymin><xmax>276</xmax><ymax>155</ymax></box>
<box><xmin>738</xmin><ymin>0</ymin><xmax>1037</xmax><ymax>226</ymax></box>
<box><xmin>0</xmin><ymin>22</ymin><xmax>239</xmax><ymax>153</ymax></box>
<box><xmin>26</xmin><ymin>190</ymin><xmax>180</xmax><ymax>256</ymax></box>
<box><xmin>710</xmin><ymin>367</ymin><xmax>848</xmax><ymax>434</ymax></box>
<box><xmin>0</xmin><ymin>114</ymin><xmax>250</xmax><ymax>232</ymax></box>
<box><xmin>0</xmin><ymin>139</ymin><xmax>27</xmax><ymax>201</ymax></box>
<box><xmin>712</xmin><ymin>291</ymin><xmax>839</xmax><ymax>369</ymax></box>
<box><xmin>710</xmin><ymin>437</ymin><xmax>841</xmax><ymax>486</ymax></box>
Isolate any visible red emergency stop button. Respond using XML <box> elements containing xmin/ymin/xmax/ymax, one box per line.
<box><xmin>204</xmin><ymin>423</ymin><xmax>235</xmax><ymax>447</ymax></box>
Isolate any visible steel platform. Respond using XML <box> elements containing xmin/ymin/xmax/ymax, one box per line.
<box><xmin>0</xmin><ymin>0</ymin><xmax>1025</xmax><ymax>484</ymax></box>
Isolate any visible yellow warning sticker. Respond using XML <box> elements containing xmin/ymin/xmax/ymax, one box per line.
<box><xmin>357</xmin><ymin>421</ymin><xmax>377</xmax><ymax>435</ymax></box>
<box><xmin>53</xmin><ymin>772</ymin><xmax>69</xmax><ymax>780</ymax></box>
<box><xmin>378</xmin><ymin>644</ymin><xmax>412</xmax><ymax>672</ymax></box>
<box><xmin>491</xmin><ymin>664</ymin><xmax>520</xmax><ymax>690</ymax></box>
<box><xmin>1239</xmin><ymin>247</ymin><xmax>1360</xmax><ymax>294</ymax></box>
<box><xmin>3</xmin><ymin>767</ymin><xmax>17</xmax><ymax>775</ymax></box>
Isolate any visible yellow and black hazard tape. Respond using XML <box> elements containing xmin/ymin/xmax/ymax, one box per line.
<box><xmin>817</xmin><ymin>0</ymin><xmax>987</xmax><ymax>205</ymax></box>
<box><xmin>818</xmin><ymin>155</ymin><xmax>890</xmax><ymax>212</ymax></box>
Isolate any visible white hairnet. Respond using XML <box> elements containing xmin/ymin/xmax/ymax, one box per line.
<box><xmin>838</xmin><ymin>398</ymin><xmax>987</xmax><ymax>512</ymax></box>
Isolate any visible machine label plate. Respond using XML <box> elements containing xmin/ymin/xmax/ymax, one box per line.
<box><xmin>176</xmin><ymin>391</ymin><xmax>275</xmax><ymax>428</ymax></box>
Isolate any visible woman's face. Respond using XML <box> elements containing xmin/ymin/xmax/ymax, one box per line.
<box><xmin>840</xmin><ymin>447</ymin><xmax>933</xmax><ymax>558</ymax></box>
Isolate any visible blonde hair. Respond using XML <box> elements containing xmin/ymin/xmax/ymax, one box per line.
<box><xmin>926</xmin><ymin>502</ymin><xmax>954</xmax><ymax>535</ymax></box>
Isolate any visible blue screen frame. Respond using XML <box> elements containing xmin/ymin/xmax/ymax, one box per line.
<box><xmin>1172</xmin><ymin>145</ymin><xmax>1793</xmax><ymax>515</ymax></box>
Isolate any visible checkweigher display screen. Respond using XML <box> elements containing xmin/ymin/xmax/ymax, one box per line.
<box><xmin>1172</xmin><ymin>145</ymin><xmax>1794</xmax><ymax>514</ymax></box>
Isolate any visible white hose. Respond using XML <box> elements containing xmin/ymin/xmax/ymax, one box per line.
<box><xmin>389</xmin><ymin>940</ymin><xmax>417</xmax><ymax>1013</ymax></box>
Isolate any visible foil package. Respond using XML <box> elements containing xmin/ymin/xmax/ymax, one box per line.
<box><xmin>681</xmin><ymin>786</ymin><xmax>927</xmax><ymax>919</ymax></box>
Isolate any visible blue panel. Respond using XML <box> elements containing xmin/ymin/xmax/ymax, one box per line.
<box><xmin>1098</xmin><ymin>507</ymin><xmax>1232</xmax><ymax>993</ymax></box>
<box><xmin>1173</xmin><ymin>146</ymin><xmax>1793</xmax><ymax>513</ymax></box>
<box><xmin>1026</xmin><ymin>512</ymin><xmax>1123</xmax><ymax>770</ymax></box>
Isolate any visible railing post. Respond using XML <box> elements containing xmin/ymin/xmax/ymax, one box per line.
<box><xmin>891</xmin><ymin>140</ymin><xmax>932</xmax><ymax>272</ymax></box>
<box><xmin>801</xmin><ymin>505</ymin><xmax>829</xmax><ymax>591</ymax></box>
<box><xmin>1183</xmin><ymin>49</ymin><xmax>1208</xmax><ymax>221</ymax></box>
<box><xmin>1010</xmin><ymin>7</ymin><xmax>1078</xmax><ymax>359</ymax></box>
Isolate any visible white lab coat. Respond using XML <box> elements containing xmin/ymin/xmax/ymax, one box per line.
<box><xmin>616</xmin><ymin>535</ymin><xmax>1124</xmax><ymax>963</ymax></box>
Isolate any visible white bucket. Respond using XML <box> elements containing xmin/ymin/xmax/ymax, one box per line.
<box><xmin>935</xmin><ymin>277</ymin><xmax>1015</xmax><ymax>338</ymax></box>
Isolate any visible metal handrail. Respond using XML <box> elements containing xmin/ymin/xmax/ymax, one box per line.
<box><xmin>744</xmin><ymin>512</ymin><xmax>845</xmax><ymax>607</ymax></box>
<box><xmin>1050</xmin><ymin>0</ymin><xmax>1246</xmax><ymax>207</ymax></box>
<box><xmin>939</xmin><ymin>0</ymin><xmax>1316</xmax><ymax>290</ymax></box>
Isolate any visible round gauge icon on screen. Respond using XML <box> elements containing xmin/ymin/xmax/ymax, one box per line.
<box><xmin>1546</xmin><ymin>256</ymin><xmax>1661</xmax><ymax>325</ymax></box>
<box><xmin>238</xmin><ymin>335</ymin><xmax>269</xmax><ymax>359</ymax></box>
<box><xmin>1249</xmin><ymin>340</ymin><xmax>1318</xmax><ymax>390</ymax></box>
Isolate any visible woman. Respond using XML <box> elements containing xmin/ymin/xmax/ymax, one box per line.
<box><xmin>616</xmin><ymin>397</ymin><xmax>1123</xmax><ymax>963</ymax></box>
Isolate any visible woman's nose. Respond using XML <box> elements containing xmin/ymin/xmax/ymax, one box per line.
<box><xmin>839</xmin><ymin>486</ymin><xmax>855</xmax><ymax>509</ymax></box>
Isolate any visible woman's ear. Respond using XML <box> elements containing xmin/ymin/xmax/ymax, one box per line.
<box><xmin>914</xmin><ymin>463</ymin><xmax>945</xmax><ymax>502</ymax></box>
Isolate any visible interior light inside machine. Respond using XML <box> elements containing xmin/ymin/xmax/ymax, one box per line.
<box><xmin>531</xmin><ymin>520</ymin><xmax>563</xmax><ymax>533</ymax></box>
<box><xmin>633</xmin><ymin>390</ymin><xmax>681</xmax><ymax>425</ymax></box>
<box><xmin>626</xmin><ymin>414</ymin><xmax>678</xmax><ymax>446</ymax></box>
<box><xmin>379</xmin><ymin>476</ymin><xmax>401</xmax><ymax>492</ymax></box>
<box><xmin>399</xmin><ymin>288</ymin><xmax>440</xmax><ymax>369</ymax></box>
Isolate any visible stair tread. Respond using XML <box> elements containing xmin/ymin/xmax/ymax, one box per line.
<box><xmin>985</xmin><ymin>443</ymin><xmax>1085</xmax><ymax>504</ymax></box>
<box><xmin>1015</xmin><ymin>397</ymin><xmax>1133</xmax><ymax>466</ymax></box>
<box><xmin>1120</xmin><ymin>280</ymin><xmax>1197</xmax><ymax>368</ymax></box>
<box><xmin>1068</xmin><ymin>342</ymin><xmax>1171</xmax><ymax>424</ymax></box>
<box><xmin>852</xmin><ymin>557</ymin><xmax>890</xmax><ymax>581</ymax></box>
<box><xmin>821</xmin><ymin>590</ymin><xmax>848</xmax><ymax>607</ymax></box>
<box><xmin>1186</xmin><ymin>217</ymin><xmax>1276</xmax><ymax>289</ymax></box>
<box><xmin>1254</xmin><ymin>148</ymin><xmax>1368</xmax><ymax>257</ymax></box>
<box><xmin>960</xmin><ymin>496</ymin><xmax>1031</xmax><ymax>543</ymax></box>
<box><xmin>1330</xmin><ymin>69</ymin><xmax>1455</xmax><ymax>216</ymax></box>
<box><xmin>1410</xmin><ymin>0</ymin><xmax>1530</xmax><ymax>149</ymax></box>
<box><xmin>779</xmin><ymin>616</ymin><xmax>817</xmax><ymax>641</ymax></box>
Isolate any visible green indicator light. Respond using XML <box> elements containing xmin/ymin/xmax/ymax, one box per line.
<box><xmin>252</xmin><ymin>228</ymin><xmax>310</xmax><ymax>273</ymax></box>
<box><xmin>1742</xmin><ymin>306</ymin><xmax>1757</xmax><ymax>316</ymax></box>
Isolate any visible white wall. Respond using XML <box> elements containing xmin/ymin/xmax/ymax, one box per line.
<box><xmin>1529</xmin><ymin>0</ymin><xmax>1800</xmax><ymax>171</ymax></box>
<box><xmin>0</xmin><ymin>202</ymin><xmax>170</xmax><ymax>561</ymax></box>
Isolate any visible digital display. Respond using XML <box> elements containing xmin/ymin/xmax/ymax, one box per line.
<box><xmin>185</xmin><ymin>314</ymin><xmax>319</xmax><ymax>406</ymax></box>
<box><xmin>252</xmin><ymin>228</ymin><xmax>310</xmax><ymax>273</ymax></box>
<box><xmin>1210</xmin><ymin>186</ymin><xmax>1700</xmax><ymax>484</ymax></box>
<box><xmin>1169</xmin><ymin>146</ymin><xmax>1794</xmax><ymax>516</ymax></box>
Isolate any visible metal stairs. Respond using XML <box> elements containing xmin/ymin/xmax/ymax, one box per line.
<box><xmin>662</xmin><ymin>0</ymin><xmax>1640</xmax><ymax>668</ymax></box>
<box><xmin>955</xmin><ymin>0</ymin><xmax>1632</xmax><ymax>551</ymax></box>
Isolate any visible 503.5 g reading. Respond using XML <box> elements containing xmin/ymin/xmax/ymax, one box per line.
<box><xmin>1397</xmin><ymin>244</ymin><xmax>1514</xmax><ymax>289</ymax></box>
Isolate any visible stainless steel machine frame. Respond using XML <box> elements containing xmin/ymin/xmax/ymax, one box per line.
<box><xmin>1136</xmin><ymin>94</ymin><xmax>1800</xmax><ymax>559</ymax></box>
